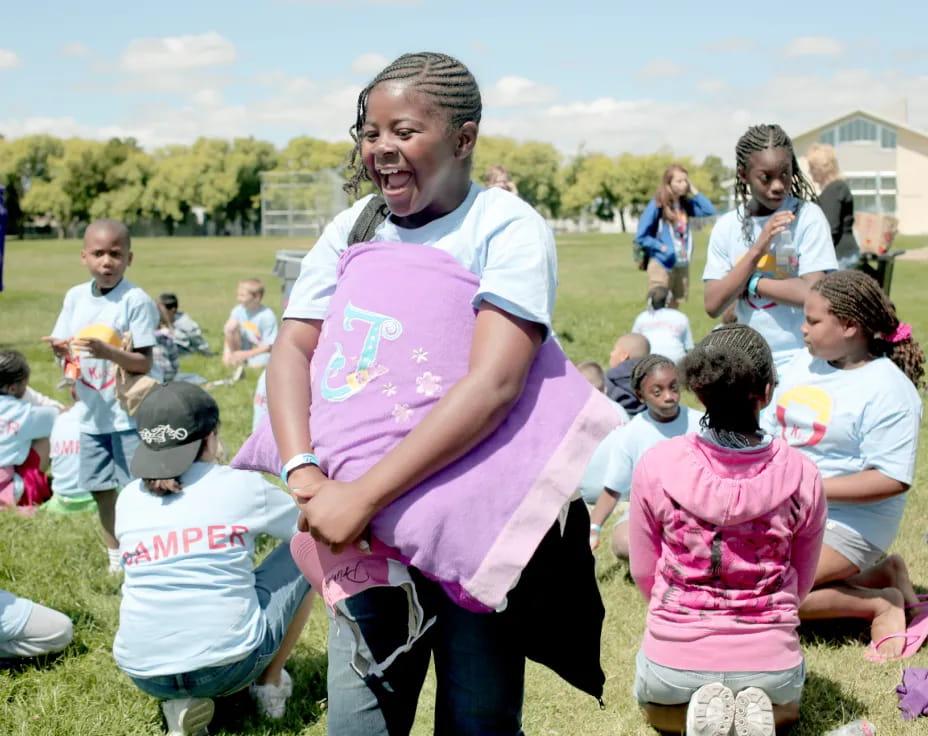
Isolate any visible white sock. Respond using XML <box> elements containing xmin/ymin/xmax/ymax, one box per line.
<box><xmin>107</xmin><ymin>547</ymin><xmax>122</xmax><ymax>570</ymax></box>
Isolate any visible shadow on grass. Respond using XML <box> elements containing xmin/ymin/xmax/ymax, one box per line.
<box><xmin>798</xmin><ymin>618</ymin><xmax>869</xmax><ymax>652</ymax></box>
<box><xmin>209</xmin><ymin>650</ymin><xmax>329</xmax><ymax>734</ymax></box>
<box><xmin>596</xmin><ymin>560</ymin><xmax>633</xmax><ymax>586</ymax></box>
<box><xmin>793</xmin><ymin>670</ymin><xmax>869</xmax><ymax>735</ymax></box>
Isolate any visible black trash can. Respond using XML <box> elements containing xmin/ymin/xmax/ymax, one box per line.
<box><xmin>855</xmin><ymin>250</ymin><xmax>905</xmax><ymax>296</ymax></box>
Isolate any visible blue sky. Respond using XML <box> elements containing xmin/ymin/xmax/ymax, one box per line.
<box><xmin>2</xmin><ymin>0</ymin><xmax>926</xmax><ymax>163</ymax></box>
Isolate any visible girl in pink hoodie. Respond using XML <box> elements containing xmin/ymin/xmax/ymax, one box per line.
<box><xmin>629</xmin><ymin>324</ymin><xmax>826</xmax><ymax>736</ymax></box>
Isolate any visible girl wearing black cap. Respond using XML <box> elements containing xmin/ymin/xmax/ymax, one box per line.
<box><xmin>113</xmin><ymin>382</ymin><xmax>313</xmax><ymax>736</ymax></box>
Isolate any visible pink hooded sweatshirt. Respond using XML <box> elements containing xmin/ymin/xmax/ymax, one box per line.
<box><xmin>629</xmin><ymin>433</ymin><xmax>826</xmax><ymax>672</ymax></box>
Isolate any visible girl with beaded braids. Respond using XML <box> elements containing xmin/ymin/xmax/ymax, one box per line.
<box><xmin>589</xmin><ymin>354</ymin><xmax>701</xmax><ymax>558</ymax></box>
<box><xmin>763</xmin><ymin>270</ymin><xmax>925</xmax><ymax>661</ymax></box>
<box><xmin>703</xmin><ymin>124</ymin><xmax>837</xmax><ymax>369</ymax></box>
<box><xmin>629</xmin><ymin>324</ymin><xmax>825</xmax><ymax>736</ymax></box>
<box><xmin>267</xmin><ymin>53</ymin><xmax>595</xmax><ymax>735</ymax></box>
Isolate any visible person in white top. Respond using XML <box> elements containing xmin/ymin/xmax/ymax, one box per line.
<box><xmin>703</xmin><ymin>124</ymin><xmax>837</xmax><ymax>369</ymax></box>
<box><xmin>764</xmin><ymin>270</ymin><xmax>924</xmax><ymax>661</ymax></box>
<box><xmin>114</xmin><ymin>382</ymin><xmax>313</xmax><ymax>734</ymax></box>
<box><xmin>631</xmin><ymin>286</ymin><xmax>694</xmax><ymax>364</ymax></box>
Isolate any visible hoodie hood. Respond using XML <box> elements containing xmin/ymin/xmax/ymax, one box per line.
<box><xmin>655</xmin><ymin>433</ymin><xmax>806</xmax><ymax>526</ymax></box>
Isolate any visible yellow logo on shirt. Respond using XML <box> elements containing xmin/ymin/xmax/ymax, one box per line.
<box><xmin>775</xmin><ymin>385</ymin><xmax>832</xmax><ymax>447</ymax></box>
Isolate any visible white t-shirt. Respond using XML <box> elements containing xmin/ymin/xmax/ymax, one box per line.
<box><xmin>763</xmin><ymin>350</ymin><xmax>922</xmax><ymax>550</ymax></box>
<box><xmin>703</xmin><ymin>197</ymin><xmax>837</xmax><ymax>366</ymax></box>
<box><xmin>51</xmin><ymin>279</ymin><xmax>160</xmax><ymax>434</ymax></box>
<box><xmin>578</xmin><ymin>400</ymin><xmax>631</xmax><ymax>504</ymax></box>
<box><xmin>49</xmin><ymin>403</ymin><xmax>87</xmax><ymax>498</ymax></box>
<box><xmin>229</xmin><ymin>304</ymin><xmax>278</xmax><ymax>367</ymax></box>
<box><xmin>113</xmin><ymin>463</ymin><xmax>300</xmax><ymax>677</ymax></box>
<box><xmin>0</xmin><ymin>394</ymin><xmax>57</xmax><ymax>467</ymax></box>
<box><xmin>603</xmin><ymin>407</ymin><xmax>704</xmax><ymax>500</ymax></box>
<box><xmin>0</xmin><ymin>590</ymin><xmax>33</xmax><ymax>642</ymax></box>
<box><xmin>631</xmin><ymin>308</ymin><xmax>694</xmax><ymax>363</ymax></box>
<box><xmin>285</xmin><ymin>183</ymin><xmax>558</xmax><ymax>336</ymax></box>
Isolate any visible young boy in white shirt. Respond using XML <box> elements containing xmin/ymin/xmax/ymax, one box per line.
<box><xmin>222</xmin><ymin>278</ymin><xmax>278</xmax><ymax>374</ymax></box>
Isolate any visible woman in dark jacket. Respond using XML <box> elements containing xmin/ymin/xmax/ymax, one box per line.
<box><xmin>807</xmin><ymin>143</ymin><xmax>860</xmax><ymax>268</ymax></box>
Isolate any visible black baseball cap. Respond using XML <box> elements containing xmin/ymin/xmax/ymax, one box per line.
<box><xmin>130</xmin><ymin>382</ymin><xmax>220</xmax><ymax>479</ymax></box>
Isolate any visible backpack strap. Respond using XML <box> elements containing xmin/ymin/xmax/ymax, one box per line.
<box><xmin>347</xmin><ymin>195</ymin><xmax>389</xmax><ymax>246</ymax></box>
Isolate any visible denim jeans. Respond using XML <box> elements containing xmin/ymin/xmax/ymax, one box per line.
<box><xmin>129</xmin><ymin>542</ymin><xmax>310</xmax><ymax>699</ymax></box>
<box><xmin>325</xmin><ymin>568</ymin><xmax>525</xmax><ymax>736</ymax></box>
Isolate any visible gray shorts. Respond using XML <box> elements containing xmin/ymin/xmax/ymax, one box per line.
<box><xmin>78</xmin><ymin>430</ymin><xmax>139</xmax><ymax>491</ymax></box>
<box><xmin>633</xmin><ymin>649</ymin><xmax>805</xmax><ymax>706</ymax></box>
<box><xmin>823</xmin><ymin>520</ymin><xmax>884</xmax><ymax>572</ymax></box>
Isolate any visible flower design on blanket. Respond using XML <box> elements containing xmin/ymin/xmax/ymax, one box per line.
<box><xmin>412</xmin><ymin>347</ymin><xmax>429</xmax><ymax>364</ymax></box>
<box><xmin>382</xmin><ymin>382</ymin><xmax>397</xmax><ymax>397</ymax></box>
<box><xmin>416</xmin><ymin>372</ymin><xmax>443</xmax><ymax>397</ymax></box>
<box><xmin>392</xmin><ymin>403</ymin><xmax>413</xmax><ymax>423</ymax></box>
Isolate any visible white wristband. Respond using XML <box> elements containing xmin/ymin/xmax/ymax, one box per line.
<box><xmin>280</xmin><ymin>452</ymin><xmax>320</xmax><ymax>484</ymax></box>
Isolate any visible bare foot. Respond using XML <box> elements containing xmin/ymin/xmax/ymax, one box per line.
<box><xmin>883</xmin><ymin>555</ymin><xmax>920</xmax><ymax>608</ymax></box>
<box><xmin>870</xmin><ymin>587</ymin><xmax>906</xmax><ymax>659</ymax></box>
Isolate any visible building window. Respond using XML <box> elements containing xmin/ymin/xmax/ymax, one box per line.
<box><xmin>819</xmin><ymin>117</ymin><xmax>896</xmax><ymax>149</ymax></box>
<box><xmin>846</xmin><ymin>171</ymin><xmax>897</xmax><ymax>214</ymax></box>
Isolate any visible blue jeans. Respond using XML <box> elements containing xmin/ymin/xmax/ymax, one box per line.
<box><xmin>326</xmin><ymin>568</ymin><xmax>525</xmax><ymax>736</ymax></box>
<box><xmin>129</xmin><ymin>543</ymin><xmax>310</xmax><ymax>699</ymax></box>
<box><xmin>79</xmin><ymin>430</ymin><xmax>139</xmax><ymax>491</ymax></box>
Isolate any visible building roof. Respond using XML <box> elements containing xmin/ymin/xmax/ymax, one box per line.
<box><xmin>795</xmin><ymin>109</ymin><xmax>928</xmax><ymax>143</ymax></box>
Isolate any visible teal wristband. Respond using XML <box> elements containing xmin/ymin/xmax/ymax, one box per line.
<box><xmin>590</xmin><ymin>523</ymin><xmax>603</xmax><ymax>533</ymax></box>
<box><xmin>747</xmin><ymin>273</ymin><xmax>763</xmax><ymax>298</ymax></box>
<box><xmin>280</xmin><ymin>452</ymin><xmax>320</xmax><ymax>484</ymax></box>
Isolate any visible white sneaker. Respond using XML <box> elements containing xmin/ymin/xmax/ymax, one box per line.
<box><xmin>162</xmin><ymin>697</ymin><xmax>214</xmax><ymax>736</ymax></box>
<box><xmin>733</xmin><ymin>687</ymin><xmax>775</xmax><ymax>736</ymax></box>
<box><xmin>686</xmin><ymin>682</ymin><xmax>735</xmax><ymax>736</ymax></box>
<box><xmin>249</xmin><ymin>668</ymin><xmax>292</xmax><ymax>719</ymax></box>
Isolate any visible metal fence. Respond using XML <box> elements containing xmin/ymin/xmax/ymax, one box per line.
<box><xmin>260</xmin><ymin>170</ymin><xmax>348</xmax><ymax>238</ymax></box>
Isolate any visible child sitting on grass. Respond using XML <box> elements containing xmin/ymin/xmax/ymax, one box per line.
<box><xmin>0</xmin><ymin>350</ymin><xmax>57</xmax><ymax>510</ymax></box>
<box><xmin>222</xmin><ymin>278</ymin><xmax>278</xmax><ymax>374</ymax></box>
<box><xmin>158</xmin><ymin>293</ymin><xmax>212</xmax><ymax>356</ymax></box>
<box><xmin>604</xmin><ymin>333</ymin><xmax>650</xmax><ymax>415</ymax></box>
<box><xmin>630</xmin><ymin>325</ymin><xmax>825</xmax><ymax>736</ymax></box>
<box><xmin>631</xmin><ymin>286</ymin><xmax>694</xmax><ymax>364</ymax></box>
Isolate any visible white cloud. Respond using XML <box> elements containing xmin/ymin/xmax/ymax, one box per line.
<box><xmin>61</xmin><ymin>41</ymin><xmax>91</xmax><ymax>58</ymax></box>
<box><xmin>638</xmin><ymin>58</ymin><xmax>684</xmax><ymax>80</ymax></box>
<box><xmin>120</xmin><ymin>31</ymin><xmax>236</xmax><ymax>73</ymax></box>
<box><xmin>484</xmin><ymin>76</ymin><xmax>556</xmax><ymax>107</ymax></box>
<box><xmin>0</xmin><ymin>49</ymin><xmax>21</xmax><ymax>69</ymax></box>
<box><xmin>350</xmin><ymin>52</ymin><xmax>389</xmax><ymax>75</ymax></box>
<box><xmin>785</xmin><ymin>36</ymin><xmax>844</xmax><ymax>57</ymax></box>
<box><xmin>698</xmin><ymin>79</ymin><xmax>727</xmax><ymax>94</ymax></box>
<box><xmin>190</xmin><ymin>88</ymin><xmax>223</xmax><ymax>107</ymax></box>
<box><xmin>703</xmin><ymin>37</ymin><xmax>753</xmax><ymax>53</ymax></box>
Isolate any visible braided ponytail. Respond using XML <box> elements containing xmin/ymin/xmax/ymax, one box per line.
<box><xmin>812</xmin><ymin>271</ymin><xmax>924</xmax><ymax>389</ymax></box>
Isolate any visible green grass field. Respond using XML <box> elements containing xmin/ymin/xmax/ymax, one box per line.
<box><xmin>1</xmin><ymin>232</ymin><xmax>927</xmax><ymax>735</ymax></box>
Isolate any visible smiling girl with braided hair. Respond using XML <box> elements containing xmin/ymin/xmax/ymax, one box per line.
<box><xmin>764</xmin><ymin>270</ymin><xmax>925</xmax><ymax>661</ymax></box>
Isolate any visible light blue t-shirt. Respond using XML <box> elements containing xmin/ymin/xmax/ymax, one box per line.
<box><xmin>229</xmin><ymin>304</ymin><xmax>278</xmax><ymax>368</ymax></box>
<box><xmin>285</xmin><ymin>183</ymin><xmax>558</xmax><ymax>337</ymax></box>
<box><xmin>578</xmin><ymin>400</ymin><xmax>630</xmax><ymax>504</ymax></box>
<box><xmin>51</xmin><ymin>279</ymin><xmax>160</xmax><ymax>434</ymax></box>
<box><xmin>50</xmin><ymin>403</ymin><xmax>91</xmax><ymax>499</ymax></box>
<box><xmin>762</xmin><ymin>350</ymin><xmax>922</xmax><ymax>551</ymax></box>
<box><xmin>0</xmin><ymin>394</ymin><xmax>57</xmax><ymax>467</ymax></box>
<box><xmin>252</xmin><ymin>369</ymin><xmax>268</xmax><ymax>432</ymax></box>
<box><xmin>113</xmin><ymin>462</ymin><xmax>300</xmax><ymax>677</ymax></box>
<box><xmin>603</xmin><ymin>407</ymin><xmax>704</xmax><ymax>500</ymax></box>
<box><xmin>703</xmin><ymin>197</ymin><xmax>837</xmax><ymax>367</ymax></box>
<box><xmin>0</xmin><ymin>590</ymin><xmax>33</xmax><ymax>642</ymax></box>
<box><xmin>631</xmin><ymin>308</ymin><xmax>694</xmax><ymax>364</ymax></box>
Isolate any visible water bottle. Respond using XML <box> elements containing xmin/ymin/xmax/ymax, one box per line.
<box><xmin>823</xmin><ymin>719</ymin><xmax>876</xmax><ymax>736</ymax></box>
<box><xmin>775</xmin><ymin>229</ymin><xmax>797</xmax><ymax>272</ymax></box>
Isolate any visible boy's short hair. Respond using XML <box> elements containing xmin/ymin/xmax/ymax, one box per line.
<box><xmin>84</xmin><ymin>218</ymin><xmax>131</xmax><ymax>251</ymax></box>
<box><xmin>0</xmin><ymin>349</ymin><xmax>30</xmax><ymax>391</ymax></box>
<box><xmin>159</xmin><ymin>293</ymin><xmax>179</xmax><ymax>310</ymax></box>
<box><xmin>615</xmin><ymin>333</ymin><xmax>650</xmax><ymax>359</ymax></box>
<box><xmin>239</xmin><ymin>278</ymin><xmax>265</xmax><ymax>299</ymax></box>
<box><xmin>577</xmin><ymin>361</ymin><xmax>605</xmax><ymax>392</ymax></box>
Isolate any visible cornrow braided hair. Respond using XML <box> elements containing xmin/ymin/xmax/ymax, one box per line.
<box><xmin>0</xmin><ymin>349</ymin><xmax>30</xmax><ymax>393</ymax></box>
<box><xmin>812</xmin><ymin>270</ymin><xmax>925</xmax><ymax>389</ymax></box>
<box><xmin>345</xmin><ymin>52</ymin><xmax>482</xmax><ymax>197</ymax></box>
<box><xmin>734</xmin><ymin>124</ymin><xmax>819</xmax><ymax>245</ymax></box>
<box><xmin>631</xmin><ymin>354</ymin><xmax>676</xmax><ymax>394</ymax></box>
<box><xmin>681</xmin><ymin>324</ymin><xmax>775</xmax><ymax>433</ymax></box>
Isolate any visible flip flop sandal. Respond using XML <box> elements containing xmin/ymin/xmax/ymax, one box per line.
<box><xmin>905</xmin><ymin>593</ymin><xmax>928</xmax><ymax>612</ymax></box>
<box><xmin>865</xmin><ymin>609</ymin><xmax>928</xmax><ymax>662</ymax></box>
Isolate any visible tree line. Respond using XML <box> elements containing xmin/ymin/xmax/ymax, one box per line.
<box><xmin>0</xmin><ymin>134</ymin><xmax>731</xmax><ymax>238</ymax></box>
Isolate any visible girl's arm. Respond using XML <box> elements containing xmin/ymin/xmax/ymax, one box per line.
<box><xmin>688</xmin><ymin>192</ymin><xmax>715</xmax><ymax>218</ymax></box>
<box><xmin>299</xmin><ymin>303</ymin><xmax>544</xmax><ymax>551</ymax></box>
<box><xmin>703</xmin><ymin>210</ymin><xmax>795</xmax><ymax>317</ymax></box>
<box><xmin>824</xmin><ymin>470</ymin><xmax>909</xmax><ymax>503</ymax></box>
<box><xmin>634</xmin><ymin>200</ymin><xmax>664</xmax><ymax>253</ymax></box>
<box><xmin>266</xmin><ymin>318</ymin><xmax>328</xmax><ymax>493</ymax></box>
<box><xmin>792</xmin><ymin>472</ymin><xmax>827</xmax><ymax>599</ymax></box>
<box><xmin>588</xmin><ymin>487</ymin><xmax>619</xmax><ymax>550</ymax></box>
<box><xmin>752</xmin><ymin>271</ymin><xmax>826</xmax><ymax>308</ymax></box>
